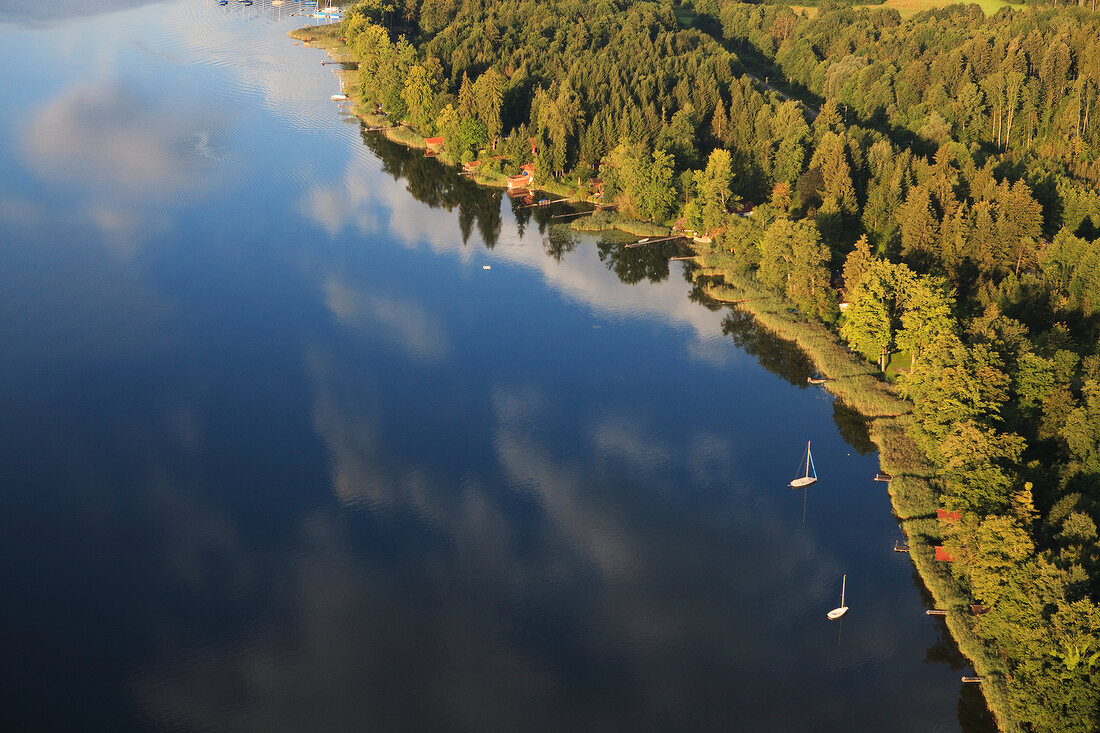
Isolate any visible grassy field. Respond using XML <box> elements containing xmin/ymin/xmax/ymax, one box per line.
<box><xmin>789</xmin><ymin>0</ymin><xmax>1016</xmax><ymax>18</ymax></box>
<box><xmin>875</xmin><ymin>0</ymin><xmax>1016</xmax><ymax>17</ymax></box>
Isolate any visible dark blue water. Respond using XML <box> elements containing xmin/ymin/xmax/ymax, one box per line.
<box><xmin>0</xmin><ymin>2</ymin><xmax>993</xmax><ymax>731</ymax></box>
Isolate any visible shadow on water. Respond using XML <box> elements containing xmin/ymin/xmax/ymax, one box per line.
<box><xmin>832</xmin><ymin>399</ymin><xmax>875</xmax><ymax>456</ymax></box>
<box><xmin>719</xmin><ymin>307</ymin><xmax>816</xmax><ymax>387</ymax></box>
<box><xmin>351</xmin><ymin>95</ymin><xmax>1001</xmax><ymax>733</ymax></box>
<box><xmin>359</xmin><ymin>129</ymin><xmax>503</xmax><ymax>248</ymax></box>
<box><xmin>353</xmin><ymin>125</ymin><xmax>912</xmax><ymax>469</ymax></box>
<box><xmin>911</xmin><ymin>570</ymin><xmax>998</xmax><ymax>733</ymax></box>
<box><xmin>544</xmin><ymin>224</ymin><xmax>579</xmax><ymax>261</ymax></box>
<box><xmin>596</xmin><ymin>237</ymin><xmax>687</xmax><ymax>285</ymax></box>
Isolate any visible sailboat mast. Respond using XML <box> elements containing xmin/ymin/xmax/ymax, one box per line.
<box><xmin>805</xmin><ymin>441</ymin><xmax>811</xmax><ymax>478</ymax></box>
<box><xmin>840</xmin><ymin>574</ymin><xmax>846</xmax><ymax>605</ymax></box>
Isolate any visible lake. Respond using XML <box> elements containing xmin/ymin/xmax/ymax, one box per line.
<box><xmin>0</xmin><ymin>1</ymin><xmax>994</xmax><ymax>730</ymax></box>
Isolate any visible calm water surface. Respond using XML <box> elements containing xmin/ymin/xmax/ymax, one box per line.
<box><xmin>0</xmin><ymin>2</ymin><xmax>995</xmax><ymax>730</ymax></box>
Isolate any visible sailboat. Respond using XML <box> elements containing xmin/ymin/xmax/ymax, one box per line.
<box><xmin>789</xmin><ymin>440</ymin><xmax>818</xmax><ymax>488</ymax></box>
<box><xmin>827</xmin><ymin>574</ymin><xmax>848</xmax><ymax>620</ymax></box>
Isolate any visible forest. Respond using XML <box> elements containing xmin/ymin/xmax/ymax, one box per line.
<box><xmin>314</xmin><ymin>0</ymin><xmax>1100</xmax><ymax>729</ymax></box>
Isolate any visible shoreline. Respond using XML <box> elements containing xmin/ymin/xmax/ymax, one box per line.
<box><xmin>293</xmin><ymin>24</ymin><xmax>1013</xmax><ymax>731</ymax></box>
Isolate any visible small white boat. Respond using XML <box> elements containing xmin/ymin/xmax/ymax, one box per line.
<box><xmin>789</xmin><ymin>440</ymin><xmax>818</xmax><ymax>488</ymax></box>
<box><xmin>331</xmin><ymin>93</ymin><xmax>349</xmax><ymax>101</ymax></box>
<box><xmin>827</xmin><ymin>574</ymin><xmax>848</xmax><ymax>620</ymax></box>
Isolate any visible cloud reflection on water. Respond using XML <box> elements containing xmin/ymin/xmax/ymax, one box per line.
<box><xmin>22</xmin><ymin>81</ymin><xmax>226</xmax><ymax>196</ymax></box>
<box><xmin>133</xmin><ymin>338</ymin><xmax>913</xmax><ymax>731</ymax></box>
<box><xmin>322</xmin><ymin>276</ymin><xmax>451</xmax><ymax>363</ymax></box>
<box><xmin>298</xmin><ymin>155</ymin><xmax>739</xmax><ymax>366</ymax></box>
<box><xmin>0</xmin><ymin>0</ymin><xmax>159</xmax><ymax>26</ymax></box>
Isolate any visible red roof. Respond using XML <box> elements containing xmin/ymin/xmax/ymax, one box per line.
<box><xmin>520</xmin><ymin>163</ymin><xmax>535</xmax><ymax>173</ymax></box>
<box><xmin>937</xmin><ymin>509</ymin><xmax>962</xmax><ymax>523</ymax></box>
<box><xmin>935</xmin><ymin>546</ymin><xmax>956</xmax><ymax>562</ymax></box>
<box><xmin>424</xmin><ymin>137</ymin><xmax>444</xmax><ymax>145</ymax></box>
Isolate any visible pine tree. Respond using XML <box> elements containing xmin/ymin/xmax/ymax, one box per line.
<box><xmin>899</xmin><ymin>185</ymin><xmax>939</xmax><ymax>270</ymax></box>
<box><xmin>710</xmin><ymin>99</ymin><xmax>729</xmax><ymax>146</ymax></box>
<box><xmin>458</xmin><ymin>71</ymin><xmax>477</xmax><ymax>121</ymax></box>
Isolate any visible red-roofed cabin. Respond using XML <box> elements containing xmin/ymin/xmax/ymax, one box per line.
<box><xmin>937</xmin><ymin>509</ymin><xmax>962</xmax><ymax>523</ymax></box>
<box><xmin>507</xmin><ymin>164</ymin><xmax>535</xmax><ymax>191</ymax></box>
<box><xmin>507</xmin><ymin>171</ymin><xmax>531</xmax><ymax>190</ymax></box>
<box><xmin>424</xmin><ymin>137</ymin><xmax>444</xmax><ymax>146</ymax></box>
<box><xmin>935</xmin><ymin>546</ymin><xmax>956</xmax><ymax>562</ymax></box>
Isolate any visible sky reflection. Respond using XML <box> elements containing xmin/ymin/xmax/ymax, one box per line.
<box><xmin>0</xmin><ymin>0</ymin><xmax>160</xmax><ymax>27</ymax></box>
<box><xmin>0</xmin><ymin>3</ymin><xmax>983</xmax><ymax>731</ymax></box>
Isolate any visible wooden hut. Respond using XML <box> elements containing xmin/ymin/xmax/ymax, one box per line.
<box><xmin>507</xmin><ymin>163</ymin><xmax>535</xmax><ymax>191</ymax></box>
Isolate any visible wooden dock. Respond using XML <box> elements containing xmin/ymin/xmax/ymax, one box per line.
<box><xmin>893</xmin><ymin>541</ymin><xmax>909</xmax><ymax>552</ymax></box>
<box><xmin>961</xmin><ymin>677</ymin><xmax>982</xmax><ymax>683</ymax></box>
<box><xmin>516</xmin><ymin>197</ymin><xmax>571</xmax><ymax>209</ymax></box>
<box><xmin>874</xmin><ymin>473</ymin><xmax>892</xmax><ymax>482</ymax></box>
<box><xmin>550</xmin><ymin>210</ymin><xmax>596</xmax><ymax>219</ymax></box>
<box><xmin>925</xmin><ymin>609</ymin><xmax>947</xmax><ymax>616</ymax></box>
<box><xmin>626</xmin><ymin>235</ymin><xmax>687</xmax><ymax>248</ymax></box>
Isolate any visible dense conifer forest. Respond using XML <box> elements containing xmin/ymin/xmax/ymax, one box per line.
<box><xmin>313</xmin><ymin>0</ymin><xmax>1100</xmax><ymax>728</ymax></box>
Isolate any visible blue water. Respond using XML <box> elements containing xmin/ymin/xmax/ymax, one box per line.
<box><xmin>0</xmin><ymin>2</ymin><xmax>993</xmax><ymax>730</ymax></box>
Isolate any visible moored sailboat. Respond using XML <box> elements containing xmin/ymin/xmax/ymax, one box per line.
<box><xmin>789</xmin><ymin>440</ymin><xmax>818</xmax><ymax>488</ymax></box>
<box><xmin>827</xmin><ymin>574</ymin><xmax>849</xmax><ymax>620</ymax></box>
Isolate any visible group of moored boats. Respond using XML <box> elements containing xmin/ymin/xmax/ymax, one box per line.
<box><xmin>789</xmin><ymin>441</ymin><xmax>849</xmax><ymax>620</ymax></box>
<box><xmin>216</xmin><ymin>0</ymin><xmax>341</xmax><ymax>13</ymax></box>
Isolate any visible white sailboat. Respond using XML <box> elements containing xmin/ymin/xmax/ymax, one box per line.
<box><xmin>789</xmin><ymin>440</ymin><xmax>818</xmax><ymax>488</ymax></box>
<box><xmin>827</xmin><ymin>574</ymin><xmax>848</xmax><ymax>620</ymax></box>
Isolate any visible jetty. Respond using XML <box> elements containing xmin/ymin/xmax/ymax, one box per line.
<box><xmin>925</xmin><ymin>609</ymin><xmax>948</xmax><ymax>616</ymax></box>
<box><xmin>516</xmin><ymin>197</ymin><xmax>570</xmax><ymax>209</ymax></box>
<box><xmin>550</xmin><ymin>209</ymin><xmax>596</xmax><ymax>219</ymax></box>
<box><xmin>874</xmin><ymin>473</ymin><xmax>892</xmax><ymax>482</ymax></box>
<box><xmin>626</xmin><ymin>235</ymin><xmax>687</xmax><ymax>248</ymax></box>
<box><xmin>893</xmin><ymin>540</ymin><xmax>909</xmax><ymax>552</ymax></box>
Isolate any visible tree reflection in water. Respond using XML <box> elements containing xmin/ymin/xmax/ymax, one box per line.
<box><xmin>359</xmin><ymin>129</ymin><xmax>503</xmax><ymax>248</ymax></box>
<box><xmin>353</xmin><ymin>120</ymin><xmax>997</xmax><ymax>733</ymax></box>
<box><xmin>719</xmin><ymin>308</ymin><xmax>816</xmax><ymax>386</ymax></box>
<box><xmin>832</xmin><ymin>399</ymin><xmax>875</xmax><ymax>456</ymax></box>
<box><xmin>596</xmin><ymin>237</ymin><xmax>687</xmax><ymax>284</ymax></box>
<box><xmin>903</xmin><ymin>569</ymin><xmax>996</xmax><ymax>733</ymax></box>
